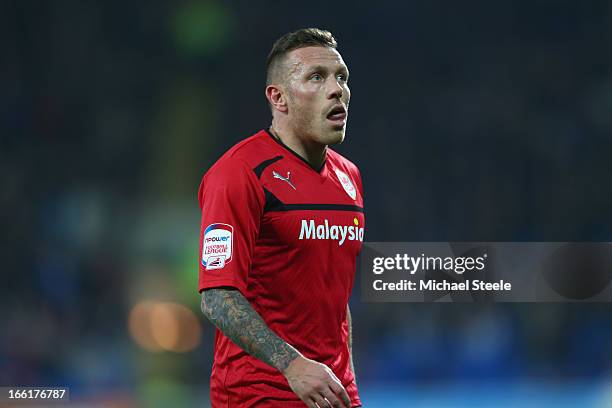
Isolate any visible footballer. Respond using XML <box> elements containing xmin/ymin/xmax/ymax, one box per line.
<box><xmin>198</xmin><ymin>28</ymin><xmax>364</xmax><ymax>408</ymax></box>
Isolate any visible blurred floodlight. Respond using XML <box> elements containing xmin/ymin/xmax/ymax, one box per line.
<box><xmin>128</xmin><ymin>301</ymin><xmax>163</xmax><ymax>352</ymax></box>
<box><xmin>128</xmin><ymin>301</ymin><xmax>201</xmax><ymax>352</ymax></box>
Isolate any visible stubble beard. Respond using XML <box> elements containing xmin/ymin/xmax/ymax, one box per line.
<box><xmin>290</xmin><ymin>107</ymin><xmax>345</xmax><ymax>147</ymax></box>
<box><xmin>290</xmin><ymin>105</ymin><xmax>320</xmax><ymax>146</ymax></box>
<box><xmin>328</xmin><ymin>124</ymin><xmax>346</xmax><ymax>146</ymax></box>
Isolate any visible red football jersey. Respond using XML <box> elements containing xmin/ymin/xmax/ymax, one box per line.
<box><xmin>198</xmin><ymin>129</ymin><xmax>364</xmax><ymax>407</ymax></box>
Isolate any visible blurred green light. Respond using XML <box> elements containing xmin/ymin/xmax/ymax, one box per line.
<box><xmin>172</xmin><ymin>0</ymin><xmax>234</xmax><ymax>57</ymax></box>
<box><xmin>140</xmin><ymin>378</ymin><xmax>195</xmax><ymax>408</ymax></box>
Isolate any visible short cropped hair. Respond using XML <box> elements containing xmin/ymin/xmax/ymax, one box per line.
<box><xmin>266</xmin><ymin>28</ymin><xmax>337</xmax><ymax>85</ymax></box>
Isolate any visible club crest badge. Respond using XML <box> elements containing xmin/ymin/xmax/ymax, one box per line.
<box><xmin>334</xmin><ymin>169</ymin><xmax>356</xmax><ymax>200</ymax></box>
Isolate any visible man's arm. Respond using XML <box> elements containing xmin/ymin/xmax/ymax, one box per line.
<box><xmin>201</xmin><ymin>288</ymin><xmax>351</xmax><ymax>408</ymax></box>
<box><xmin>201</xmin><ymin>287</ymin><xmax>298</xmax><ymax>371</ymax></box>
<box><xmin>347</xmin><ymin>305</ymin><xmax>355</xmax><ymax>376</ymax></box>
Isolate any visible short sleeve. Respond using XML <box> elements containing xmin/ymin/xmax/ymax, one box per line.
<box><xmin>198</xmin><ymin>158</ymin><xmax>264</xmax><ymax>294</ymax></box>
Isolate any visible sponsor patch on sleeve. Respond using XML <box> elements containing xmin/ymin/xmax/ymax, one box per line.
<box><xmin>202</xmin><ymin>223</ymin><xmax>233</xmax><ymax>270</ymax></box>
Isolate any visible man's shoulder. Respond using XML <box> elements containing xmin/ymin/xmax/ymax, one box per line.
<box><xmin>208</xmin><ymin>129</ymin><xmax>278</xmax><ymax>174</ymax></box>
<box><xmin>198</xmin><ymin>130</ymin><xmax>273</xmax><ymax>205</ymax></box>
<box><xmin>327</xmin><ymin>148</ymin><xmax>361</xmax><ymax>177</ymax></box>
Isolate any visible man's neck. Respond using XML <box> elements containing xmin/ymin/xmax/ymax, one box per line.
<box><xmin>269</xmin><ymin>125</ymin><xmax>327</xmax><ymax>171</ymax></box>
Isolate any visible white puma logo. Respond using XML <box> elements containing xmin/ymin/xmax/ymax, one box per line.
<box><xmin>272</xmin><ymin>170</ymin><xmax>296</xmax><ymax>190</ymax></box>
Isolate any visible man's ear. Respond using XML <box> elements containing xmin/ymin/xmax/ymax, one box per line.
<box><xmin>265</xmin><ymin>84</ymin><xmax>288</xmax><ymax>113</ymax></box>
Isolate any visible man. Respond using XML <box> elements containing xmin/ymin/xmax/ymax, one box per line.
<box><xmin>198</xmin><ymin>28</ymin><xmax>364</xmax><ymax>408</ymax></box>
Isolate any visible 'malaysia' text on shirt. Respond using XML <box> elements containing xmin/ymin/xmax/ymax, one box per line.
<box><xmin>299</xmin><ymin>219</ymin><xmax>364</xmax><ymax>246</ymax></box>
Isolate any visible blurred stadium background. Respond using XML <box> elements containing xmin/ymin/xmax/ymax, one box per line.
<box><xmin>3</xmin><ymin>0</ymin><xmax>612</xmax><ymax>406</ymax></box>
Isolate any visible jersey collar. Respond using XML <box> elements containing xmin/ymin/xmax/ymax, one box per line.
<box><xmin>264</xmin><ymin>129</ymin><xmax>329</xmax><ymax>177</ymax></box>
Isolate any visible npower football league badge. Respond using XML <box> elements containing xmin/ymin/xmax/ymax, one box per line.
<box><xmin>202</xmin><ymin>223</ymin><xmax>233</xmax><ymax>270</ymax></box>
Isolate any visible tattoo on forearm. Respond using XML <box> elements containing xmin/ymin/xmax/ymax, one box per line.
<box><xmin>201</xmin><ymin>288</ymin><xmax>299</xmax><ymax>372</ymax></box>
